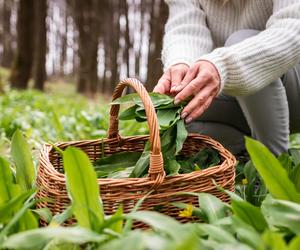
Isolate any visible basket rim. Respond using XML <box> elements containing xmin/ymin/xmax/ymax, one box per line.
<box><xmin>38</xmin><ymin>133</ymin><xmax>236</xmax><ymax>186</ymax></box>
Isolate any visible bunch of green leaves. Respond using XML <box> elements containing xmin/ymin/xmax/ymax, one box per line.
<box><xmin>2</xmin><ymin>136</ymin><xmax>300</xmax><ymax>250</ymax></box>
<box><xmin>94</xmin><ymin>93</ymin><xmax>220</xmax><ymax>178</ymax></box>
<box><xmin>0</xmin><ymin>89</ymin><xmax>148</xmax><ymax>157</ymax></box>
<box><xmin>0</xmin><ymin>130</ymin><xmax>40</xmax><ymax>245</ymax></box>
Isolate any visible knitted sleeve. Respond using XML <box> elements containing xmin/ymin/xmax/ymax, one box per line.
<box><xmin>199</xmin><ymin>0</ymin><xmax>300</xmax><ymax>96</ymax></box>
<box><xmin>162</xmin><ymin>0</ymin><xmax>214</xmax><ymax>71</ymax></box>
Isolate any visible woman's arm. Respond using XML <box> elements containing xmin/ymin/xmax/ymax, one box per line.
<box><xmin>199</xmin><ymin>0</ymin><xmax>300</xmax><ymax>96</ymax></box>
<box><xmin>162</xmin><ymin>0</ymin><xmax>214</xmax><ymax>70</ymax></box>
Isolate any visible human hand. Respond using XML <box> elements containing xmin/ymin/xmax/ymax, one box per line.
<box><xmin>153</xmin><ymin>63</ymin><xmax>189</xmax><ymax>95</ymax></box>
<box><xmin>173</xmin><ymin>60</ymin><xmax>221</xmax><ymax>123</ymax></box>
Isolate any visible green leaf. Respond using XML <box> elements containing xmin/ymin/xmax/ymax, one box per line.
<box><xmin>0</xmin><ymin>199</ymin><xmax>37</xmax><ymax>241</ymax></box>
<box><xmin>157</xmin><ymin>109</ymin><xmax>178</xmax><ymax>129</ymax></box>
<box><xmin>93</xmin><ymin>152</ymin><xmax>142</xmax><ymax>175</ymax></box>
<box><xmin>1</xmin><ymin>227</ymin><xmax>107</xmax><ymax>249</ymax></box>
<box><xmin>278</xmin><ymin>153</ymin><xmax>294</xmax><ymax>175</ymax></box>
<box><xmin>164</xmin><ymin>158</ymin><xmax>180</xmax><ymax>176</ymax></box>
<box><xmin>290</xmin><ymin>164</ymin><xmax>300</xmax><ymax>192</ymax></box>
<box><xmin>129</xmin><ymin>142</ymin><xmax>150</xmax><ymax>178</ymax></box>
<box><xmin>290</xmin><ymin>148</ymin><xmax>300</xmax><ymax>165</ymax></box>
<box><xmin>11</xmin><ymin>129</ymin><xmax>35</xmax><ymax>191</ymax></box>
<box><xmin>262</xmin><ymin>230</ymin><xmax>287</xmax><ymax>250</ymax></box>
<box><xmin>231</xmin><ymin>215</ymin><xmax>264</xmax><ymax>249</ymax></box>
<box><xmin>198</xmin><ymin>193</ymin><xmax>229</xmax><ymax>223</ymax></box>
<box><xmin>261</xmin><ymin>196</ymin><xmax>300</xmax><ymax>234</ymax></box>
<box><xmin>63</xmin><ymin>147</ymin><xmax>104</xmax><ymax>231</ymax></box>
<box><xmin>119</xmin><ymin>105</ymin><xmax>138</xmax><ymax>120</ymax></box>
<box><xmin>196</xmin><ymin>224</ymin><xmax>236</xmax><ymax>244</ymax></box>
<box><xmin>288</xmin><ymin>235</ymin><xmax>300</xmax><ymax>250</ymax></box>
<box><xmin>49</xmin><ymin>206</ymin><xmax>73</xmax><ymax>227</ymax></box>
<box><xmin>127</xmin><ymin>211</ymin><xmax>182</xmax><ymax>239</ymax></box>
<box><xmin>0</xmin><ymin>156</ymin><xmax>21</xmax><ymax>204</ymax></box>
<box><xmin>245</xmin><ymin>137</ymin><xmax>300</xmax><ymax>203</ymax></box>
<box><xmin>176</xmin><ymin>119</ymin><xmax>188</xmax><ymax>155</ymax></box>
<box><xmin>32</xmin><ymin>208</ymin><xmax>53</xmax><ymax>224</ymax></box>
<box><xmin>0</xmin><ymin>190</ymin><xmax>34</xmax><ymax>223</ymax></box>
<box><xmin>111</xmin><ymin>93</ymin><xmax>173</xmax><ymax>107</ymax></box>
<box><xmin>107</xmin><ymin>205</ymin><xmax>123</xmax><ymax>234</ymax></box>
<box><xmin>231</xmin><ymin>199</ymin><xmax>268</xmax><ymax>233</ymax></box>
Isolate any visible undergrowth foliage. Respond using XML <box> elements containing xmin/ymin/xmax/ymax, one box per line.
<box><xmin>1</xmin><ymin>90</ymin><xmax>300</xmax><ymax>249</ymax></box>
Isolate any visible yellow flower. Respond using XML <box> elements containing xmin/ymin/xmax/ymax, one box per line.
<box><xmin>242</xmin><ymin>178</ymin><xmax>248</xmax><ymax>185</ymax></box>
<box><xmin>178</xmin><ymin>204</ymin><xmax>193</xmax><ymax>218</ymax></box>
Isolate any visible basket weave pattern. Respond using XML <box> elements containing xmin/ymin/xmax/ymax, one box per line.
<box><xmin>36</xmin><ymin>78</ymin><xmax>236</xmax><ymax>225</ymax></box>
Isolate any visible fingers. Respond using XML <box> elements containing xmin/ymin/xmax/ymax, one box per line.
<box><xmin>171</xmin><ymin>64</ymin><xmax>199</xmax><ymax>94</ymax></box>
<box><xmin>185</xmin><ymin>94</ymin><xmax>215</xmax><ymax>123</ymax></box>
<box><xmin>170</xmin><ymin>67</ymin><xmax>187</xmax><ymax>93</ymax></box>
<box><xmin>153</xmin><ymin>70</ymin><xmax>171</xmax><ymax>94</ymax></box>
<box><xmin>180</xmin><ymin>86</ymin><xmax>211</xmax><ymax>119</ymax></box>
<box><xmin>174</xmin><ymin>75</ymin><xmax>206</xmax><ymax>104</ymax></box>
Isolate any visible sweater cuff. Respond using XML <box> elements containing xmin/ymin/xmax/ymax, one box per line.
<box><xmin>197</xmin><ymin>52</ymin><xmax>228</xmax><ymax>95</ymax></box>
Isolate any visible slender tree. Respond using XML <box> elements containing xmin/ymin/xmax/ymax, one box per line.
<box><xmin>1</xmin><ymin>0</ymin><xmax>14</xmax><ymax>68</ymax></box>
<box><xmin>70</xmin><ymin>0</ymin><xmax>101</xmax><ymax>95</ymax></box>
<box><xmin>33</xmin><ymin>0</ymin><xmax>47</xmax><ymax>90</ymax></box>
<box><xmin>10</xmin><ymin>0</ymin><xmax>35</xmax><ymax>89</ymax></box>
<box><xmin>146</xmin><ymin>0</ymin><xmax>168</xmax><ymax>90</ymax></box>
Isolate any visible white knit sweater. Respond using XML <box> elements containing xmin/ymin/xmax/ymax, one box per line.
<box><xmin>162</xmin><ymin>0</ymin><xmax>300</xmax><ymax>96</ymax></box>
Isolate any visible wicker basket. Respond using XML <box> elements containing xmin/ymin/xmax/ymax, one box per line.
<box><xmin>36</xmin><ymin>78</ymin><xmax>236</xmax><ymax>226</ymax></box>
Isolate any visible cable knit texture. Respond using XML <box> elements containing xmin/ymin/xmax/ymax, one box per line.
<box><xmin>162</xmin><ymin>0</ymin><xmax>300</xmax><ymax>96</ymax></box>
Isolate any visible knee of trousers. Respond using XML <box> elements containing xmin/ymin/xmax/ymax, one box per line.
<box><xmin>225</xmin><ymin>29</ymin><xmax>260</xmax><ymax>47</ymax></box>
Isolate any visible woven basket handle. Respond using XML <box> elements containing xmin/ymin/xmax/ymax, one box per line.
<box><xmin>108</xmin><ymin>78</ymin><xmax>165</xmax><ymax>186</ymax></box>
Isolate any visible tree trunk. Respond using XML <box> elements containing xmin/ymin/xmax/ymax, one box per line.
<box><xmin>1</xmin><ymin>0</ymin><xmax>14</xmax><ymax>68</ymax></box>
<box><xmin>146</xmin><ymin>0</ymin><xmax>168</xmax><ymax>90</ymax></box>
<box><xmin>70</xmin><ymin>0</ymin><xmax>101</xmax><ymax>95</ymax></box>
<box><xmin>33</xmin><ymin>0</ymin><xmax>47</xmax><ymax>91</ymax></box>
<box><xmin>10</xmin><ymin>0</ymin><xmax>35</xmax><ymax>89</ymax></box>
<box><xmin>110</xmin><ymin>0</ymin><xmax>120</xmax><ymax>93</ymax></box>
<box><xmin>120</xmin><ymin>0</ymin><xmax>131</xmax><ymax>79</ymax></box>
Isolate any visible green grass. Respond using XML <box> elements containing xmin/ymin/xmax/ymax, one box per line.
<box><xmin>0</xmin><ymin>67</ymin><xmax>148</xmax><ymax>157</ymax></box>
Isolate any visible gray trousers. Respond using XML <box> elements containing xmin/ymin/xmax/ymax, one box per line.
<box><xmin>188</xmin><ymin>29</ymin><xmax>300</xmax><ymax>156</ymax></box>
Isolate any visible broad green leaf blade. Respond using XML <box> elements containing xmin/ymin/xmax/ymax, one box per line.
<box><xmin>261</xmin><ymin>196</ymin><xmax>300</xmax><ymax>234</ymax></box>
<box><xmin>32</xmin><ymin>208</ymin><xmax>53</xmax><ymax>224</ymax></box>
<box><xmin>231</xmin><ymin>199</ymin><xmax>268</xmax><ymax>233</ymax></box>
<box><xmin>198</xmin><ymin>193</ymin><xmax>229</xmax><ymax>223</ymax></box>
<box><xmin>111</xmin><ymin>93</ymin><xmax>173</xmax><ymax>107</ymax></box>
<box><xmin>127</xmin><ymin>211</ymin><xmax>181</xmax><ymax>239</ymax></box>
<box><xmin>290</xmin><ymin>164</ymin><xmax>300</xmax><ymax>192</ymax></box>
<box><xmin>262</xmin><ymin>230</ymin><xmax>287</xmax><ymax>250</ymax></box>
<box><xmin>49</xmin><ymin>206</ymin><xmax>73</xmax><ymax>227</ymax></box>
<box><xmin>196</xmin><ymin>224</ymin><xmax>236</xmax><ymax>244</ymax></box>
<box><xmin>231</xmin><ymin>216</ymin><xmax>264</xmax><ymax>249</ymax></box>
<box><xmin>119</xmin><ymin>105</ymin><xmax>138</xmax><ymax>120</ymax></box>
<box><xmin>11</xmin><ymin>130</ymin><xmax>35</xmax><ymax>190</ymax></box>
<box><xmin>176</xmin><ymin>119</ymin><xmax>188</xmax><ymax>155</ymax></box>
<box><xmin>93</xmin><ymin>152</ymin><xmax>142</xmax><ymax>173</ymax></box>
<box><xmin>63</xmin><ymin>147</ymin><xmax>104</xmax><ymax>231</ymax></box>
<box><xmin>290</xmin><ymin>148</ymin><xmax>300</xmax><ymax>165</ymax></box>
<box><xmin>107</xmin><ymin>205</ymin><xmax>123</xmax><ymax>233</ymax></box>
<box><xmin>245</xmin><ymin>137</ymin><xmax>300</xmax><ymax>203</ymax></box>
<box><xmin>129</xmin><ymin>142</ymin><xmax>150</xmax><ymax>178</ymax></box>
<box><xmin>288</xmin><ymin>235</ymin><xmax>300</xmax><ymax>250</ymax></box>
<box><xmin>157</xmin><ymin>109</ymin><xmax>178</xmax><ymax>129</ymax></box>
<box><xmin>0</xmin><ymin>156</ymin><xmax>21</xmax><ymax>204</ymax></box>
<box><xmin>1</xmin><ymin>227</ymin><xmax>107</xmax><ymax>249</ymax></box>
<box><xmin>0</xmin><ymin>190</ymin><xmax>34</xmax><ymax>222</ymax></box>
<box><xmin>0</xmin><ymin>199</ymin><xmax>37</xmax><ymax>241</ymax></box>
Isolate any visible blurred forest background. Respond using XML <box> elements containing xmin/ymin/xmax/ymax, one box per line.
<box><xmin>0</xmin><ymin>0</ymin><xmax>168</xmax><ymax>95</ymax></box>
